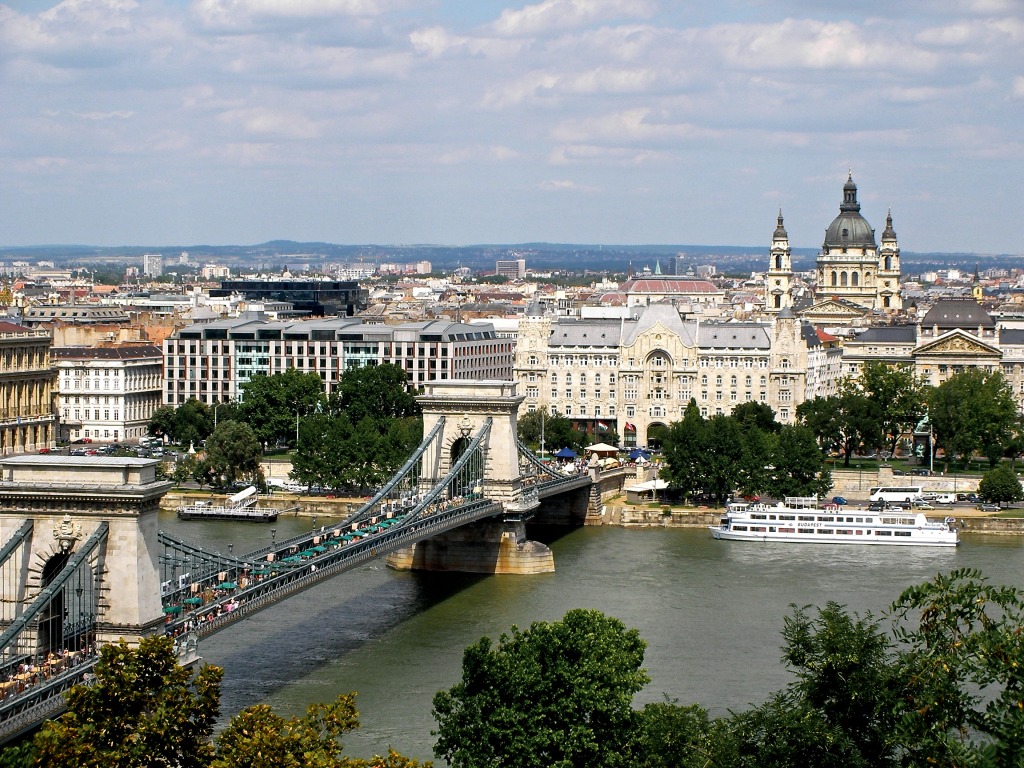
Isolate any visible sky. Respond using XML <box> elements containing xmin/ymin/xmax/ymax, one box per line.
<box><xmin>1</xmin><ymin>0</ymin><xmax>1022</xmax><ymax>254</ymax></box>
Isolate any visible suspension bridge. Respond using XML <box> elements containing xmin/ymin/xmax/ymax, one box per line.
<box><xmin>0</xmin><ymin>380</ymin><xmax>630</xmax><ymax>741</ymax></box>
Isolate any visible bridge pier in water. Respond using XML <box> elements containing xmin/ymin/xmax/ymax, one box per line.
<box><xmin>386</xmin><ymin>517</ymin><xmax>553</xmax><ymax>574</ymax></box>
<box><xmin>389</xmin><ymin>380</ymin><xmax>556</xmax><ymax>574</ymax></box>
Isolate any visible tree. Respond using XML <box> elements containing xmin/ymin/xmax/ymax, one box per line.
<box><xmin>856</xmin><ymin>362</ymin><xmax>926</xmax><ymax>457</ymax></box>
<box><xmin>432</xmin><ymin>608</ymin><xmax>649</xmax><ymax>768</ymax></box>
<box><xmin>213</xmin><ymin>694</ymin><xmax>427</xmax><ymax>768</ymax></box>
<box><xmin>978</xmin><ymin>464</ymin><xmax>1023</xmax><ymax>505</ymax></box>
<box><xmin>769</xmin><ymin>425</ymin><xmax>831</xmax><ymax>499</ymax></box>
<box><xmin>238</xmin><ymin>370</ymin><xmax>326</xmax><ymax>448</ymax></box>
<box><xmin>517</xmin><ymin>409</ymin><xmax>585</xmax><ymax>455</ymax></box>
<box><xmin>731</xmin><ymin>401</ymin><xmax>780</xmax><ymax>434</ymax></box>
<box><xmin>33</xmin><ymin>636</ymin><xmax>223</xmax><ymax>767</ymax></box>
<box><xmin>332</xmin><ymin>363</ymin><xmax>419</xmax><ymax>425</ymax></box>
<box><xmin>30</xmin><ymin>636</ymin><xmax>425</xmax><ymax>768</ymax></box>
<box><xmin>701</xmin><ymin>414</ymin><xmax>745</xmax><ymax>504</ymax></box>
<box><xmin>889</xmin><ymin>568</ymin><xmax>1024</xmax><ymax>767</ymax></box>
<box><xmin>205</xmin><ymin>421</ymin><xmax>262</xmax><ymax>486</ymax></box>
<box><xmin>175</xmin><ymin>398</ymin><xmax>215</xmax><ymax>447</ymax></box>
<box><xmin>928</xmin><ymin>369</ymin><xmax>1017</xmax><ymax>471</ymax></box>
<box><xmin>148</xmin><ymin>405</ymin><xmax>178</xmax><ymax>440</ymax></box>
<box><xmin>660</xmin><ymin>401</ymin><xmax>706</xmax><ymax>503</ymax></box>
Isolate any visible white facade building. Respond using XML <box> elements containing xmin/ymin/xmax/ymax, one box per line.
<box><xmin>54</xmin><ymin>344</ymin><xmax>164</xmax><ymax>443</ymax></box>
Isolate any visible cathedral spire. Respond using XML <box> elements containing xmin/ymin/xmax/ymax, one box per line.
<box><xmin>882</xmin><ymin>208</ymin><xmax>896</xmax><ymax>240</ymax></box>
<box><xmin>840</xmin><ymin>171</ymin><xmax>860</xmax><ymax>213</ymax></box>
<box><xmin>774</xmin><ymin>208</ymin><xmax>787</xmax><ymax>238</ymax></box>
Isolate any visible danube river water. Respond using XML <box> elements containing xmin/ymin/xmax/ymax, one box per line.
<box><xmin>159</xmin><ymin>509</ymin><xmax>1024</xmax><ymax>763</ymax></box>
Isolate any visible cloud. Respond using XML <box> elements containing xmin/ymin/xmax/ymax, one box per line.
<box><xmin>73</xmin><ymin>110</ymin><xmax>134</xmax><ymax>120</ymax></box>
<box><xmin>491</xmin><ymin>0</ymin><xmax>656</xmax><ymax>38</ymax></box>
<box><xmin>216</xmin><ymin>107</ymin><xmax>324</xmax><ymax>139</ymax></box>
<box><xmin>191</xmin><ymin>0</ymin><xmax>398</xmax><ymax>27</ymax></box>
<box><xmin>436</xmin><ymin>145</ymin><xmax>520</xmax><ymax>164</ymax></box>
<box><xmin>538</xmin><ymin>178</ymin><xmax>602</xmax><ymax>193</ymax></box>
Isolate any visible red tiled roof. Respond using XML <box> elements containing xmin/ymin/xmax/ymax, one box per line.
<box><xmin>621</xmin><ymin>278</ymin><xmax>719</xmax><ymax>293</ymax></box>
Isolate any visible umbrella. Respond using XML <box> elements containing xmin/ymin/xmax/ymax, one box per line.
<box><xmin>283</xmin><ymin>556</ymin><xmax>301</xmax><ymax>563</ymax></box>
<box><xmin>251</xmin><ymin>568</ymin><xmax>271</xmax><ymax>575</ymax></box>
<box><xmin>216</xmin><ymin>581</ymin><xmax>237</xmax><ymax>590</ymax></box>
<box><xmin>163</xmin><ymin>605</ymin><xmax>183</xmax><ymax>614</ymax></box>
<box><xmin>628</xmin><ymin>448</ymin><xmax>651</xmax><ymax>460</ymax></box>
<box><xmin>183</xmin><ymin>596</ymin><xmax>204</xmax><ymax>605</ymax></box>
<box><xmin>310</xmin><ymin>545</ymin><xmax>327</xmax><ymax>552</ymax></box>
<box><xmin>341</xmin><ymin>534</ymin><xmax>355</xmax><ymax>541</ymax></box>
<box><xmin>553</xmin><ymin>447</ymin><xmax>577</xmax><ymax>459</ymax></box>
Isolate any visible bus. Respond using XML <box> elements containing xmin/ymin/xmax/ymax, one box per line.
<box><xmin>868</xmin><ymin>485</ymin><xmax>924</xmax><ymax>505</ymax></box>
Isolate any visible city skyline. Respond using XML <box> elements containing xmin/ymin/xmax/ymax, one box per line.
<box><xmin>2</xmin><ymin>0</ymin><xmax>1022</xmax><ymax>254</ymax></box>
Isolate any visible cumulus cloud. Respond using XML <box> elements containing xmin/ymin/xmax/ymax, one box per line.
<box><xmin>491</xmin><ymin>0</ymin><xmax>656</xmax><ymax>37</ymax></box>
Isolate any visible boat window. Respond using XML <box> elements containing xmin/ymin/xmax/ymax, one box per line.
<box><xmin>778</xmin><ymin>514</ymin><xmax>795</xmax><ymax>521</ymax></box>
<box><xmin>798</xmin><ymin>515</ymin><xmax>814</xmax><ymax>521</ymax></box>
<box><xmin>894</xmin><ymin>531</ymin><xmax>911</xmax><ymax>537</ymax></box>
<box><xmin>855</xmin><ymin>517</ymin><xmax>863</xmax><ymax>523</ymax></box>
<box><xmin>779</xmin><ymin>527</ymin><xmax>795</xmax><ymax>533</ymax></box>
<box><xmin>836</xmin><ymin>529</ymin><xmax>853</xmax><ymax>535</ymax></box>
<box><xmin>751</xmin><ymin>514</ymin><xmax>767</xmax><ymax>520</ymax></box>
<box><xmin>816</xmin><ymin>529</ymin><xmax>834</xmax><ymax>534</ymax></box>
<box><xmin>875</xmin><ymin>530</ymin><xmax>892</xmax><ymax>536</ymax></box>
<box><xmin>733</xmin><ymin>525</ymin><xmax>748</xmax><ymax>531</ymax></box>
<box><xmin>819</xmin><ymin>516</ymin><xmax>834</xmax><ymax>522</ymax></box>
<box><xmin>798</xmin><ymin>529</ymin><xmax>814</xmax><ymax>534</ymax></box>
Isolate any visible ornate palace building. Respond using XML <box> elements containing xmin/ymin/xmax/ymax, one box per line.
<box><xmin>0</xmin><ymin>321</ymin><xmax>57</xmax><ymax>454</ymax></box>
<box><xmin>514</xmin><ymin>304</ymin><xmax>841</xmax><ymax>447</ymax></box>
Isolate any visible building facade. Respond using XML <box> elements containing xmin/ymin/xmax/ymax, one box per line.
<box><xmin>208</xmin><ymin>279</ymin><xmax>368</xmax><ymax>317</ymax></box>
<box><xmin>514</xmin><ymin>304</ymin><xmax>841</xmax><ymax>447</ymax></box>
<box><xmin>841</xmin><ymin>298</ymin><xmax>1024</xmax><ymax>413</ymax></box>
<box><xmin>0</xmin><ymin>321</ymin><xmax>57</xmax><ymax>454</ymax></box>
<box><xmin>54</xmin><ymin>344</ymin><xmax>163</xmax><ymax>443</ymax></box>
<box><xmin>163</xmin><ymin>317</ymin><xmax>514</xmax><ymax>406</ymax></box>
<box><xmin>495</xmin><ymin>259</ymin><xmax>527</xmax><ymax>279</ymax></box>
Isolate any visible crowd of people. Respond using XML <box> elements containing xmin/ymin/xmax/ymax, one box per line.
<box><xmin>0</xmin><ymin>646</ymin><xmax>93</xmax><ymax>703</ymax></box>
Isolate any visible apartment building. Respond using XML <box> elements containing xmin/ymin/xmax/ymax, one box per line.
<box><xmin>163</xmin><ymin>317</ymin><xmax>514</xmax><ymax>405</ymax></box>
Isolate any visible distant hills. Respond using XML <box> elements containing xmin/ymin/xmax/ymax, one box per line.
<box><xmin>0</xmin><ymin>241</ymin><xmax>1015</xmax><ymax>277</ymax></box>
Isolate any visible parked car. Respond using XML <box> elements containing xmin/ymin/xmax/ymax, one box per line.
<box><xmin>979</xmin><ymin>503</ymin><xmax>1000</xmax><ymax>512</ymax></box>
<box><xmin>70</xmin><ymin>448</ymin><xmax>86</xmax><ymax>456</ymax></box>
<box><xmin>892</xmin><ymin>469</ymin><xmax>906</xmax><ymax>476</ymax></box>
<box><xmin>911</xmin><ymin>468</ymin><xmax>930</xmax><ymax>476</ymax></box>
<box><xmin>831</xmin><ymin>496</ymin><xmax>848</xmax><ymax>505</ymax></box>
<box><xmin>38</xmin><ymin>447</ymin><xmax>52</xmax><ymax>454</ymax></box>
<box><xmin>915</xmin><ymin>502</ymin><xmax>935</xmax><ymax>510</ymax></box>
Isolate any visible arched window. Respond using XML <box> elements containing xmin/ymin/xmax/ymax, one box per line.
<box><xmin>841</xmin><ymin>271</ymin><xmax>848</xmax><ymax>286</ymax></box>
<box><xmin>851</xmin><ymin>272</ymin><xmax>859</xmax><ymax>286</ymax></box>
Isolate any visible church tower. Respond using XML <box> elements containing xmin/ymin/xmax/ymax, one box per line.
<box><xmin>765</xmin><ymin>209</ymin><xmax>793</xmax><ymax>312</ymax></box>
<box><xmin>876</xmin><ymin>209</ymin><xmax>902</xmax><ymax>310</ymax></box>
<box><xmin>815</xmin><ymin>172</ymin><xmax>900</xmax><ymax>311</ymax></box>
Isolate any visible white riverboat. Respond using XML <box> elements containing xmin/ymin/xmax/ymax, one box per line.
<box><xmin>709</xmin><ymin>497</ymin><xmax>959</xmax><ymax>547</ymax></box>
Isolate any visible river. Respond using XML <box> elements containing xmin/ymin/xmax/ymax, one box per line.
<box><xmin>159</xmin><ymin>509</ymin><xmax>1024</xmax><ymax>763</ymax></box>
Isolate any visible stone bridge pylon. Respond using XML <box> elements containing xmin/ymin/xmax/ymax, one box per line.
<box><xmin>386</xmin><ymin>380</ymin><xmax>556</xmax><ymax>574</ymax></box>
<box><xmin>0</xmin><ymin>456</ymin><xmax>171</xmax><ymax>651</ymax></box>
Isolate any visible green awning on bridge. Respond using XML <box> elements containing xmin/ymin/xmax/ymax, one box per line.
<box><xmin>163</xmin><ymin>605</ymin><xmax>183</xmax><ymax>614</ymax></box>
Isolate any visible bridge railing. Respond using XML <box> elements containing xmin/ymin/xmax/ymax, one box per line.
<box><xmin>0</xmin><ymin>523</ymin><xmax>107</xmax><ymax>723</ymax></box>
<box><xmin>164</xmin><ymin>419</ymin><xmax>498</xmax><ymax>638</ymax></box>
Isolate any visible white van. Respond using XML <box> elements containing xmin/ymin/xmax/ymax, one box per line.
<box><xmin>935</xmin><ymin>493</ymin><xmax>956</xmax><ymax>504</ymax></box>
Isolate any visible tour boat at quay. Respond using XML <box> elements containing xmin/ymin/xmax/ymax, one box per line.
<box><xmin>709</xmin><ymin>497</ymin><xmax>959</xmax><ymax>547</ymax></box>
